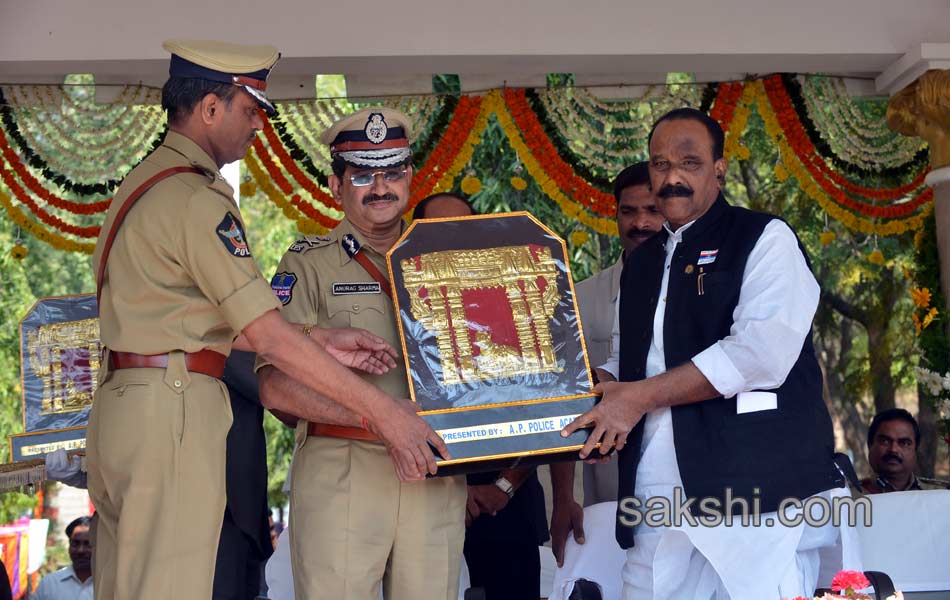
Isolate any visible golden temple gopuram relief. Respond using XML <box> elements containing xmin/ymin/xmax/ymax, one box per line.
<box><xmin>26</xmin><ymin>317</ymin><xmax>100</xmax><ymax>415</ymax></box>
<box><xmin>401</xmin><ymin>244</ymin><xmax>563</xmax><ymax>385</ymax></box>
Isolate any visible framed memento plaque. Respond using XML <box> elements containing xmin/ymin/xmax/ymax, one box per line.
<box><xmin>387</xmin><ymin>212</ymin><xmax>598</xmax><ymax>475</ymax></box>
<box><xmin>8</xmin><ymin>294</ymin><xmax>99</xmax><ymax>461</ymax></box>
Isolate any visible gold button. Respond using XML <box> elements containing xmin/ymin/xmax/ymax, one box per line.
<box><xmin>174</xmin><ymin>380</ymin><xmax>182</xmax><ymax>388</ymax></box>
<box><xmin>685</xmin><ymin>265</ymin><xmax>695</xmax><ymax>274</ymax></box>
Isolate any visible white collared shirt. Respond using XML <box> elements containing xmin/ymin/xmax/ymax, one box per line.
<box><xmin>34</xmin><ymin>565</ymin><xmax>94</xmax><ymax>600</ymax></box>
<box><xmin>599</xmin><ymin>217</ymin><xmax>819</xmax><ymax>400</ymax></box>
<box><xmin>598</xmin><ymin>218</ymin><xmax>820</xmax><ymax>499</ymax></box>
<box><xmin>598</xmin><ymin>218</ymin><xmax>838</xmax><ymax>598</ymax></box>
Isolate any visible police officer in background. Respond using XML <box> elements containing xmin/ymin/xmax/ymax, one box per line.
<box><xmin>861</xmin><ymin>408</ymin><xmax>950</xmax><ymax>493</ymax></box>
<box><xmin>88</xmin><ymin>41</ymin><xmax>447</xmax><ymax>600</ymax></box>
<box><xmin>257</xmin><ymin>108</ymin><xmax>466</xmax><ymax>600</ymax></box>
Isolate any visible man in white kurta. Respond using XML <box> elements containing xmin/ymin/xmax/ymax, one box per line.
<box><xmin>563</xmin><ymin>108</ymin><xmax>854</xmax><ymax>600</ymax></box>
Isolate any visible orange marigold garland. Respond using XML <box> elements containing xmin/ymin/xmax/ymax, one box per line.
<box><xmin>708</xmin><ymin>81</ymin><xmax>744</xmax><ymax>133</ymax></box>
<box><xmin>250</xmin><ymin>138</ymin><xmax>340</xmax><ymax>230</ymax></box>
<box><xmin>0</xmin><ymin>167</ymin><xmax>100</xmax><ymax>238</ymax></box>
<box><xmin>0</xmin><ymin>128</ymin><xmax>112</xmax><ymax>215</ymax></box>
<box><xmin>408</xmin><ymin>95</ymin><xmax>484</xmax><ymax>210</ymax></box>
<box><xmin>761</xmin><ymin>75</ymin><xmax>929</xmax><ymax>208</ymax></box>
<box><xmin>502</xmin><ymin>89</ymin><xmax>616</xmax><ymax>217</ymax></box>
<box><xmin>259</xmin><ymin>117</ymin><xmax>340</xmax><ymax>210</ymax></box>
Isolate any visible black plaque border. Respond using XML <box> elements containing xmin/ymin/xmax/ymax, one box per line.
<box><xmin>386</xmin><ymin>211</ymin><xmax>599</xmax><ymax>469</ymax></box>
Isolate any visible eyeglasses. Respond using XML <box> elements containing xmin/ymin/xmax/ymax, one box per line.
<box><xmin>348</xmin><ymin>168</ymin><xmax>409</xmax><ymax>187</ymax></box>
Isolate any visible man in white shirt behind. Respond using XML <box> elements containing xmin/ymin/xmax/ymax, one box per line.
<box><xmin>35</xmin><ymin>516</ymin><xmax>93</xmax><ymax>600</ymax></box>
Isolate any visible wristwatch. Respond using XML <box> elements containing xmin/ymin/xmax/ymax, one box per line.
<box><xmin>494</xmin><ymin>476</ymin><xmax>514</xmax><ymax>499</ymax></box>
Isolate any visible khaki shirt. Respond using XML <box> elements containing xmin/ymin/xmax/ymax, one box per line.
<box><xmin>93</xmin><ymin>131</ymin><xmax>280</xmax><ymax>356</ymax></box>
<box><xmin>260</xmin><ymin>218</ymin><xmax>408</xmax><ymax>399</ymax></box>
<box><xmin>860</xmin><ymin>474</ymin><xmax>950</xmax><ymax>494</ymax></box>
<box><xmin>575</xmin><ymin>258</ymin><xmax>623</xmax><ymax>369</ymax></box>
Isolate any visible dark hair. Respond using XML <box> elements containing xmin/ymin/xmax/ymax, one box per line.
<box><xmin>330</xmin><ymin>155</ymin><xmax>413</xmax><ymax>179</ymax></box>
<box><xmin>412</xmin><ymin>192</ymin><xmax>476</xmax><ymax>220</ymax></box>
<box><xmin>161</xmin><ymin>77</ymin><xmax>239</xmax><ymax>126</ymax></box>
<box><xmin>66</xmin><ymin>516</ymin><xmax>92</xmax><ymax>539</ymax></box>
<box><xmin>612</xmin><ymin>161</ymin><xmax>651</xmax><ymax>203</ymax></box>
<box><xmin>647</xmin><ymin>107</ymin><xmax>725</xmax><ymax>161</ymax></box>
<box><xmin>867</xmin><ymin>408</ymin><xmax>920</xmax><ymax>448</ymax></box>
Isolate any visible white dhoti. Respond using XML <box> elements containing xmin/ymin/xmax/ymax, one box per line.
<box><xmin>620</xmin><ymin>410</ymin><xmax>859</xmax><ymax>600</ymax></box>
<box><xmin>621</xmin><ymin>489</ymin><xmax>852</xmax><ymax>600</ymax></box>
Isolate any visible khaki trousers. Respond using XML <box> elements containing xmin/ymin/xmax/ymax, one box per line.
<box><xmin>289</xmin><ymin>432</ymin><xmax>466</xmax><ymax>600</ymax></box>
<box><xmin>86</xmin><ymin>356</ymin><xmax>232</xmax><ymax>600</ymax></box>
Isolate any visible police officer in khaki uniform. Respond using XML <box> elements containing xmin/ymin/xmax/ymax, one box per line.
<box><xmin>860</xmin><ymin>408</ymin><xmax>950</xmax><ymax>493</ymax></box>
<box><xmin>88</xmin><ymin>42</ymin><xmax>447</xmax><ymax>600</ymax></box>
<box><xmin>258</xmin><ymin>108</ymin><xmax>467</xmax><ymax>600</ymax></box>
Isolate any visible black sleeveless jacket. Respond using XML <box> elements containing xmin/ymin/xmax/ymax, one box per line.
<box><xmin>614</xmin><ymin>195</ymin><xmax>843</xmax><ymax>549</ymax></box>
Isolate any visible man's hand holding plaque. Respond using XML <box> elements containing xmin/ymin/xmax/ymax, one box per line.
<box><xmin>369</xmin><ymin>397</ymin><xmax>450</xmax><ymax>481</ymax></box>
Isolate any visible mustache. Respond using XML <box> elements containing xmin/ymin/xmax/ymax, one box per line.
<box><xmin>362</xmin><ymin>193</ymin><xmax>399</xmax><ymax>205</ymax></box>
<box><xmin>626</xmin><ymin>228</ymin><xmax>655</xmax><ymax>240</ymax></box>
<box><xmin>883</xmin><ymin>452</ymin><xmax>902</xmax><ymax>463</ymax></box>
<box><xmin>657</xmin><ymin>184</ymin><xmax>694</xmax><ymax>199</ymax></box>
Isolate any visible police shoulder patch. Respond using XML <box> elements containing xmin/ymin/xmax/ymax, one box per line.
<box><xmin>216</xmin><ymin>212</ymin><xmax>252</xmax><ymax>258</ymax></box>
<box><xmin>287</xmin><ymin>235</ymin><xmax>333</xmax><ymax>253</ymax></box>
<box><xmin>270</xmin><ymin>272</ymin><xmax>298</xmax><ymax>305</ymax></box>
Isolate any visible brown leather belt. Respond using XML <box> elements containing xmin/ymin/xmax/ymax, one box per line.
<box><xmin>308</xmin><ymin>422</ymin><xmax>379</xmax><ymax>442</ymax></box>
<box><xmin>109</xmin><ymin>349</ymin><xmax>227</xmax><ymax>379</ymax></box>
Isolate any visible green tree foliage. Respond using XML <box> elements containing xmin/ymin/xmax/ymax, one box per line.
<box><xmin>0</xmin><ymin>226</ymin><xmax>95</xmax><ymax>521</ymax></box>
<box><xmin>718</xmin><ymin>110</ymin><xmax>923</xmax><ymax>474</ymax></box>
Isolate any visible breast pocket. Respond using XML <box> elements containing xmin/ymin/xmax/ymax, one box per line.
<box><xmin>323</xmin><ymin>292</ymin><xmax>388</xmax><ymax>331</ymax></box>
<box><xmin>695</xmin><ymin>270</ymin><xmax>734</xmax><ymax>296</ymax></box>
<box><xmin>697</xmin><ymin>270</ymin><xmax>739</xmax><ymax>308</ymax></box>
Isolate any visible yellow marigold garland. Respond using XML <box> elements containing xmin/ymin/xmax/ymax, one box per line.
<box><xmin>244</xmin><ymin>152</ymin><xmax>331</xmax><ymax>235</ymax></box>
<box><xmin>460</xmin><ymin>176</ymin><xmax>482</xmax><ymax>195</ymax></box>
<box><xmin>431</xmin><ymin>99</ymin><xmax>492</xmax><ymax>196</ymax></box>
<box><xmin>10</xmin><ymin>240</ymin><xmax>27</xmax><ymax>260</ymax></box>
<box><xmin>722</xmin><ymin>85</ymin><xmax>755</xmax><ymax>161</ymax></box>
<box><xmin>0</xmin><ymin>188</ymin><xmax>95</xmax><ymax>254</ymax></box>
<box><xmin>570</xmin><ymin>230</ymin><xmax>590</xmax><ymax>246</ymax></box>
<box><xmin>750</xmin><ymin>80</ymin><xmax>929</xmax><ymax>237</ymax></box>
<box><xmin>485</xmin><ymin>91</ymin><xmax>618</xmax><ymax>236</ymax></box>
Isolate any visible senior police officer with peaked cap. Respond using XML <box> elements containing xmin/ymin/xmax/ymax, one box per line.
<box><xmin>87</xmin><ymin>41</ymin><xmax>448</xmax><ymax>600</ymax></box>
<box><xmin>258</xmin><ymin>107</ymin><xmax>467</xmax><ymax>600</ymax></box>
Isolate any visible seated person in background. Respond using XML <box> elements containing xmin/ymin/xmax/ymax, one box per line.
<box><xmin>35</xmin><ymin>516</ymin><xmax>93</xmax><ymax>600</ymax></box>
<box><xmin>861</xmin><ymin>408</ymin><xmax>949</xmax><ymax>493</ymax></box>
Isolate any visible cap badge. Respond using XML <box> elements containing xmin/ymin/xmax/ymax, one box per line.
<box><xmin>365</xmin><ymin>113</ymin><xmax>388</xmax><ymax>144</ymax></box>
